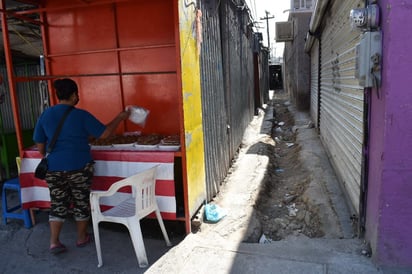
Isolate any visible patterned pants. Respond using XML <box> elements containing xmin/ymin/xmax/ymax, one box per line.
<box><xmin>45</xmin><ymin>162</ymin><xmax>94</xmax><ymax>222</ymax></box>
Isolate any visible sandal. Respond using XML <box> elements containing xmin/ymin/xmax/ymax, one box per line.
<box><xmin>76</xmin><ymin>233</ymin><xmax>93</xmax><ymax>248</ymax></box>
<box><xmin>50</xmin><ymin>242</ymin><xmax>67</xmax><ymax>255</ymax></box>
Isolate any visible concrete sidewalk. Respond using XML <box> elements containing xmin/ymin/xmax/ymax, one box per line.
<box><xmin>146</xmin><ymin>234</ymin><xmax>381</xmax><ymax>274</ymax></box>
<box><xmin>0</xmin><ymin>94</ymin><xmax>384</xmax><ymax>274</ymax></box>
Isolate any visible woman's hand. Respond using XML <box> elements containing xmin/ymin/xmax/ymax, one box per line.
<box><xmin>118</xmin><ymin>109</ymin><xmax>131</xmax><ymax>120</ymax></box>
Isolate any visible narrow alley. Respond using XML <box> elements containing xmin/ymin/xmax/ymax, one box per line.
<box><xmin>147</xmin><ymin>91</ymin><xmax>381</xmax><ymax>273</ymax></box>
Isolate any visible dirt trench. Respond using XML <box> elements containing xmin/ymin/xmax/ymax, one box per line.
<box><xmin>248</xmin><ymin>94</ymin><xmax>324</xmax><ymax>242</ymax></box>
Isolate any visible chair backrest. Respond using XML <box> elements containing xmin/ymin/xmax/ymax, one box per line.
<box><xmin>134</xmin><ymin>166</ymin><xmax>158</xmax><ymax>218</ymax></box>
<box><xmin>108</xmin><ymin>166</ymin><xmax>158</xmax><ymax>218</ymax></box>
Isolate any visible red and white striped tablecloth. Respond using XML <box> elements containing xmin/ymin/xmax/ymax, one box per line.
<box><xmin>19</xmin><ymin>148</ymin><xmax>177</xmax><ymax>220</ymax></box>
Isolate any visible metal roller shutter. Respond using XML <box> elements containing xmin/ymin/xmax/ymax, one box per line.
<box><xmin>319</xmin><ymin>0</ymin><xmax>364</xmax><ymax>215</ymax></box>
<box><xmin>310</xmin><ymin>39</ymin><xmax>319</xmax><ymax>128</ymax></box>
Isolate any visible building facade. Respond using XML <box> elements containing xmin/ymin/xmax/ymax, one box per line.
<box><xmin>301</xmin><ymin>0</ymin><xmax>412</xmax><ymax>269</ymax></box>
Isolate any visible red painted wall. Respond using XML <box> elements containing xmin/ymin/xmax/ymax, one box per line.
<box><xmin>44</xmin><ymin>0</ymin><xmax>179</xmax><ymax>135</ymax></box>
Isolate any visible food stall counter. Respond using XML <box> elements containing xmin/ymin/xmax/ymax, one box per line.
<box><xmin>19</xmin><ymin>147</ymin><xmax>178</xmax><ymax>220</ymax></box>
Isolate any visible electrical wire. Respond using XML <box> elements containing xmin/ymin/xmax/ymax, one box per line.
<box><xmin>252</xmin><ymin>0</ymin><xmax>257</xmax><ymax>20</ymax></box>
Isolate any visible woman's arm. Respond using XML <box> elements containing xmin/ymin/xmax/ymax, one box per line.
<box><xmin>99</xmin><ymin>110</ymin><xmax>130</xmax><ymax>139</ymax></box>
<box><xmin>36</xmin><ymin>142</ymin><xmax>46</xmax><ymax>157</ymax></box>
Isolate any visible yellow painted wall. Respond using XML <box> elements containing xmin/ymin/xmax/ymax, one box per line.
<box><xmin>177</xmin><ymin>1</ymin><xmax>206</xmax><ymax>217</ymax></box>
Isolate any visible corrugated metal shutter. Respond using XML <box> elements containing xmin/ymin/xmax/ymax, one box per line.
<box><xmin>200</xmin><ymin>0</ymin><xmax>256</xmax><ymax>201</ymax></box>
<box><xmin>319</xmin><ymin>0</ymin><xmax>364</xmax><ymax>215</ymax></box>
<box><xmin>200</xmin><ymin>0</ymin><xmax>230</xmax><ymax>200</ymax></box>
<box><xmin>0</xmin><ymin>64</ymin><xmax>42</xmax><ymax>132</ymax></box>
<box><xmin>310</xmin><ymin>39</ymin><xmax>319</xmax><ymax>127</ymax></box>
<box><xmin>221</xmin><ymin>0</ymin><xmax>255</xmax><ymax>162</ymax></box>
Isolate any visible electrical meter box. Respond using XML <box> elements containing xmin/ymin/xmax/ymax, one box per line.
<box><xmin>355</xmin><ymin>31</ymin><xmax>382</xmax><ymax>88</ymax></box>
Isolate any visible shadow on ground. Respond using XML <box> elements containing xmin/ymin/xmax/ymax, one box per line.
<box><xmin>0</xmin><ymin>206</ymin><xmax>186</xmax><ymax>273</ymax></box>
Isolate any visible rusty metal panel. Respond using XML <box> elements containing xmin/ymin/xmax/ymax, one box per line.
<box><xmin>200</xmin><ymin>0</ymin><xmax>256</xmax><ymax>200</ymax></box>
<box><xmin>221</xmin><ymin>0</ymin><xmax>255</xmax><ymax>160</ymax></box>
<box><xmin>0</xmin><ymin>66</ymin><xmax>14</xmax><ymax>132</ymax></box>
<box><xmin>200</xmin><ymin>0</ymin><xmax>229</xmax><ymax>200</ymax></box>
<box><xmin>319</xmin><ymin>0</ymin><xmax>364</xmax><ymax>215</ymax></box>
<box><xmin>1</xmin><ymin>63</ymin><xmax>42</xmax><ymax>132</ymax></box>
<box><xmin>260</xmin><ymin>49</ymin><xmax>269</xmax><ymax>103</ymax></box>
<box><xmin>257</xmin><ymin>49</ymin><xmax>270</xmax><ymax>106</ymax></box>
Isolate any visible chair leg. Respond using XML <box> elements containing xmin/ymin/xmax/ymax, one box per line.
<box><xmin>23</xmin><ymin>209</ymin><xmax>32</xmax><ymax>228</ymax></box>
<box><xmin>127</xmin><ymin>219</ymin><xmax>149</xmax><ymax>268</ymax></box>
<box><xmin>155</xmin><ymin>208</ymin><xmax>172</xmax><ymax>246</ymax></box>
<box><xmin>92</xmin><ymin>219</ymin><xmax>103</xmax><ymax>268</ymax></box>
<box><xmin>2</xmin><ymin>189</ymin><xmax>7</xmax><ymax>225</ymax></box>
<box><xmin>2</xmin><ymin>183</ymin><xmax>32</xmax><ymax>228</ymax></box>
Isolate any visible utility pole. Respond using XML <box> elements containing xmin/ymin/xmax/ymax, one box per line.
<box><xmin>260</xmin><ymin>10</ymin><xmax>275</xmax><ymax>49</ymax></box>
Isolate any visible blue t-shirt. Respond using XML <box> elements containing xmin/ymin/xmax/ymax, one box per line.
<box><xmin>33</xmin><ymin>104</ymin><xmax>106</xmax><ymax>171</ymax></box>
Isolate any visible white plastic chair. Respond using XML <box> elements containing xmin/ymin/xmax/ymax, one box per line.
<box><xmin>90</xmin><ymin>166</ymin><xmax>172</xmax><ymax>268</ymax></box>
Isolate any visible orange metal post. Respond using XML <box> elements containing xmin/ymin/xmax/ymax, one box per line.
<box><xmin>39</xmin><ymin>5</ymin><xmax>56</xmax><ymax>106</ymax></box>
<box><xmin>0</xmin><ymin>0</ymin><xmax>24</xmax><ymax>157</ymax></box>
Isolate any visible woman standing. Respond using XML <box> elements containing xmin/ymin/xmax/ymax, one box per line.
<box><xmin>33</xmin><ymin>78</ymin><xmax>130</xmax><ymax>254</ymax></box>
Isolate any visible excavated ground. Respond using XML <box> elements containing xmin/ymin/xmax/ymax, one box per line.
<box><xmin>147</xmin><ymin>91</ymin><xmax>350</xmax><ymax>244</ymax></box>
<box><xmin>251</xmin><ymin>94</ymin><xmax>324</xmax><ymax>242</ymax></box>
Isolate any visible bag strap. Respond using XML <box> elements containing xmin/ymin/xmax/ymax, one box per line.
<box><xmin>46</xmin><ymin>106</ymin><xmax>73</xmax><ymax>154</ymax></box>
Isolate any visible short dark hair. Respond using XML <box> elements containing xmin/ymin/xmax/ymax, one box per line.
<box><xmin>54</xmin><ymin>78</ymin><xmax>78</xmax><ymax>100</ymax></box>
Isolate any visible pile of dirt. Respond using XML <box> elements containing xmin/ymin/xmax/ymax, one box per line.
<box><xmin>249</xmin><ymin>94</ymin><xmax>324</xmax><ymax>242</ymax></box>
